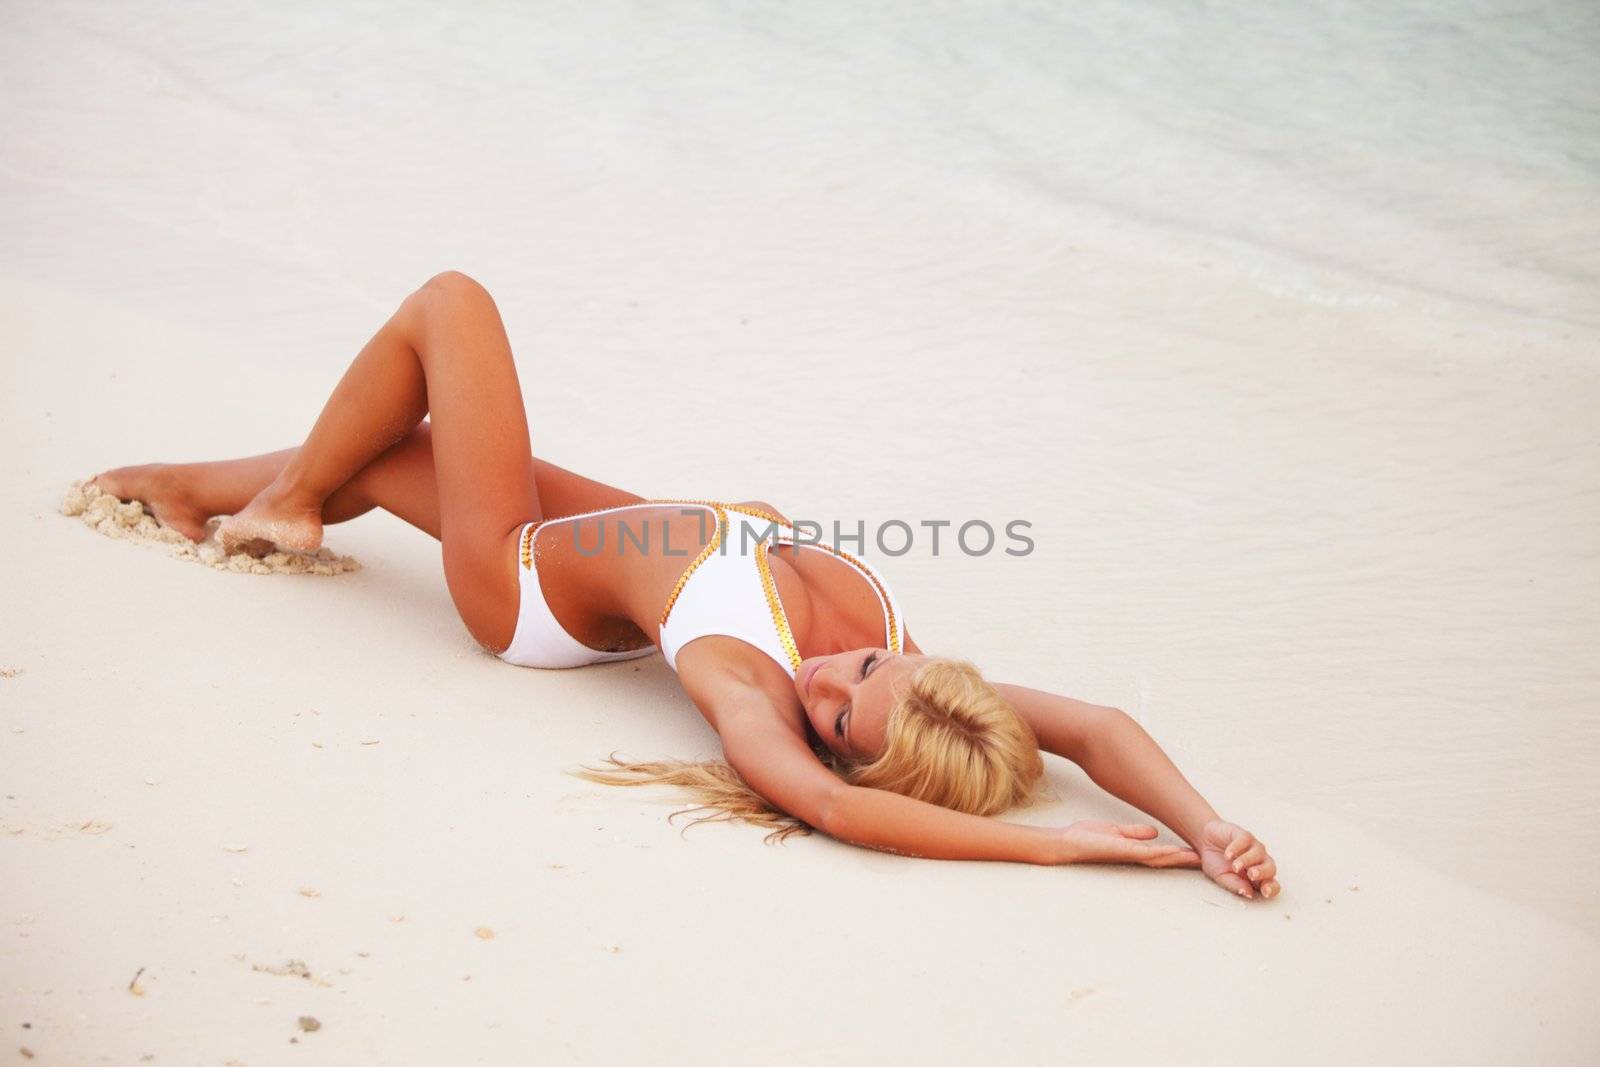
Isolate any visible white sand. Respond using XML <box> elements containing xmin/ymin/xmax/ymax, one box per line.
<box><xmin>3</xmin><ymin>2</ymin><xmax>1598</xmax><ymax>1063</ymax></box>
<box><xmin>60</xmin><ymin>480</ymin><xmax>361</xmax><ymax>576</ymax></box>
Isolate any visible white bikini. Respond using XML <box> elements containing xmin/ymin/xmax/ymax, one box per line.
<box><xmin>498</xmin><ymin>501</ymin><xmax>905</xmax><ymax>675</ymax></box>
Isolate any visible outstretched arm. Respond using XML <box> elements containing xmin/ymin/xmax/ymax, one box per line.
<box><xmin>708</xmin><ymin>687</ymin><xmax>1199</xmax><ymax>868</ymax></box>
<box><xmin>995</xmin><ymin>683</ymin><xmax>1281</xmax><ymax>900</ymax></box>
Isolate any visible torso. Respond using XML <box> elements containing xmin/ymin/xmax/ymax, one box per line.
<box><xmin>527</xmin><ymin>501</ymin><xmax>900</xmax><ymax>670</ymax></box>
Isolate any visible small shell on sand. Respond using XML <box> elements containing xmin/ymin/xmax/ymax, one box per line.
<box><xmin>60</xmin><ymin>480</ymin><xmax>360</xmax><ymax>576</ymax></box>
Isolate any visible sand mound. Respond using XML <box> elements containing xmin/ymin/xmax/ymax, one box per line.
<box><xmin>60</xmin><ymin>480</ymin><xmax>361</xmax><ymax>576</ymax></box>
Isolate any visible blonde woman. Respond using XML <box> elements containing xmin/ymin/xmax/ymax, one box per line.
<box><xmin>90</xmin><ymin>271</ymin><xmax>1280</xmax><ymax>902</ymax></box>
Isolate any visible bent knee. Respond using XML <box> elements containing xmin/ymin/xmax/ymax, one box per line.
<box><xmin>415</xmin><ymin>269</ymin><xmax>496</xmax><ymax>311</ymax></box>
<box><xmin>401</xmin><ymin>270</ymin><xmax>499</xmax><ymax>336</ymax></box>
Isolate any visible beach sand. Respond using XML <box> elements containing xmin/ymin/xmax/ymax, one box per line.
<box><xmin>3</xmin><ymin>1</ymin><xmax>1598</xmax><ymax>1063</ymax></box>
<box><xmin>59</xmin><ymin>481</ymin><xmax>361</xmax><ymax>576</ymax></box>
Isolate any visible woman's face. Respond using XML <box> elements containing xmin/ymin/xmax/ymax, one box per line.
<box><xmin>794</xmin><ymin>649</ymin><xmax>925</xmax><ymax>760</ymax></box>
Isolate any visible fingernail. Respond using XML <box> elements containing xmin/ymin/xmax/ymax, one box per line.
<box><xmin>1233</xmin><ymin>861</ymin><xmax>1243</xmax><ymax>873</ymax></box>
<box><xmin>1248</xmin><ymin>868</ymin><xmax>1259</xmax><ymax>880</ymax></box>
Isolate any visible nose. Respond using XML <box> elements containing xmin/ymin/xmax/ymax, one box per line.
<box><xmin>806</xmin><ymin>655</ymin><xmax>844</xmax><ymax>700</ymax></box>
<box><xmin>815</xmin><ymin>661</ymin><xmax>837</xmax><ymax>695</ymax></box>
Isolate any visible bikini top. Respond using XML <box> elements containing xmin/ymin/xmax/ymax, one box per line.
<box><xmin>653</xmin><ymin>501</ymin><xmax>905</xmax><ymax>677</ymax></box>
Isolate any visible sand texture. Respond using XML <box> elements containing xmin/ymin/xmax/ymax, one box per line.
<box><xmin>60</xmin><ymin>480</ymin><xmax>360</xmax><ymax>576</ymax></box>
<box><xmin>3</xmin><ymin>1</ymin><xmax>1598</xmax><ymax>1064</ymax></box>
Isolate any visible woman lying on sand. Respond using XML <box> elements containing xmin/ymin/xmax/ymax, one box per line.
<box><xmin>92</xmin><ymin>271</ymin><xmax>1280</xmax><ymax>901</ymax></box>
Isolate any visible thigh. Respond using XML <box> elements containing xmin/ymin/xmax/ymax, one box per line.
<box><xmin>325</xmin><ymin>424</ymin><xmax>445</xmax><ymax>536</ymax></box>
<box><xmin>532</xmin><ymin>456</ymin><xmax>645</xmax><ymax>516</ymax></box>
<box><xmin>329</xmin><ymin>427</ymin><xmax>648</xmax><ymax>539</ymax></box>
<box><xmin>401</xmin><ymin>272</ymin><xmax>542</xmax><ymax>651</ymax></box>
<box><xmin>328</xmin><ymin>428</ymin><xmax>646</xmax><ymax>543</ymax></box>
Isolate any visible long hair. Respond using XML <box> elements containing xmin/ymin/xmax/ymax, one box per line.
<box><xmin>572</xmin><ymin>657</ymin><xmax>1044</xmax><ymax>842</ymax></box>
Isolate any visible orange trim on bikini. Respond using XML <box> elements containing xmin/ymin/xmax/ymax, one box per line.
<box><xmin>520</xmin><ymin>499</ymin><xmax>898</xmax><ymax>667</ymax></box>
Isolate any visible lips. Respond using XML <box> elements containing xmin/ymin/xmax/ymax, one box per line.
<box><xmin>800</xmin><ymin>659</ymin><xmax>822</xmax><ymax>696</ymax></box>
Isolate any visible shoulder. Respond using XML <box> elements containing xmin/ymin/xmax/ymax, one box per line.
<box><xmin>677</xmin><ymin>672</ymin><xmax>840</xmax><ymax>827</ymax></box>
<box><xmin>675</xmin><ymin>639</ymin><xmax>803</xmax><ymax>727</ymax></box>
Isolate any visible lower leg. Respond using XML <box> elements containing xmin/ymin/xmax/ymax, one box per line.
<box><xmin>94</xmin><ymin>430</ymin><xmax>443</xmax><ymax>542</ymax></box>
<box><xmin>211</xmin><ymin>288</ymin><xmax>435</xmax><ymax>553</ymax></box>
<box><xmin>94</xmin><ymin>428</ymin><xmax>644</xmax><ymax>546</ymax></box>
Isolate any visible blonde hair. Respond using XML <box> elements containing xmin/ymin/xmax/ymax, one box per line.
<box><xmin>573</xmin><ymin>657</ymin><xmax>1044</xmax><ymax>842</ymax></box>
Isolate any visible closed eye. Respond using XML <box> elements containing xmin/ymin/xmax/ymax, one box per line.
<box><xmin>835</xmin><ymin>653</ymin><xmax>882</xmax><ymax>744</ymax></box>
<box><xmin>833</xmin><ymin>653</ymin><xmax>883</xmax><ymax>747</ymax></box>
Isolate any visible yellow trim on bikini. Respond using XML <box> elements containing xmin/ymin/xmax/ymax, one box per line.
<box><xmin>787</xmin><ymin>539</ymin><xmax>902</xmax><ymax>655</ymax></box>
<box><xmin>519</xmin><ymin>521</ymin><xmax>538</xmax><ymax>569</ymax></box>
<box><xmin>653</xmin><ymin>500</ymin><xmax>800</xmax><ymax>667</ymax></box>
<box><xmin>753</xmin><ymin>541</ymin><xmax>803</xmax><ymax>671</ymax></box>
<box><xmin>654</xmin><ymin>502</ymin><xmax>729</xmax><ymax>627</ymax></box>
<box><xmin>519</xmin><ymin>498</ymin><xmax>897</xmax><ymax>668</ymax></box>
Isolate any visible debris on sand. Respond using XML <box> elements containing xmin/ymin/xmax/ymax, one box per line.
<box><xmin>60</xmin><ymin>480</ymin><xmax>360</xmax><ymax>575</ymax></box>
<box><xmin>0</xmin><ymin>667</ymin><xmax>22</xmax><ymax>678</ymax></box>
<box><xmin>474</xmin><ymin>926</ymin><xmax>495</xmax><ymax>940</ymax></box>
<box><xmin>297</xmin><ymin>1016</ymin><xmax>321</xmax><ymax>1033</ymax></box>
<box><xmin>45</xmin><ymin>819</ymin><xmax>113</xmax><ymax>838</ymax></box>
<box><xmin>129</xmin><ymin>966</ymin><xmax>147</xmax><ymax>996</ymax></box>
<box><xmin>250</xmin><ymin>959</ymin><xmax>332</xmax><ymax>988</ymax></box>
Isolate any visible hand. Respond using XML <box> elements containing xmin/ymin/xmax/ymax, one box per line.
<box><xmin>1198</xmin><ymin>819</ymin><xmax>1280</xmax><ymax>900</ymax></box>
<box><xmin>1055</xmin><ymin>820</ymin><xmax>1201</xmax><ymax>868</ymax></box>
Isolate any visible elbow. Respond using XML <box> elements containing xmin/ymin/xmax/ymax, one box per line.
<box><xmin>1072</xmin><ymin>705</ymin><xmax>1138</xmax><ymax>763</ymax></box>
<box><xmin>814</xmin><ymin>782</ymin><xmax>853</xmax><ymax>840</ymax></box>
<box><xmin>1103</xmin><ymin>708</ymin><xmax>1143</xmax><ymax>742</ymax></box>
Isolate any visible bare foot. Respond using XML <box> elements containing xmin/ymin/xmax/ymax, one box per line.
<box><xmin>216</xmin><ymin>483</ymin><xmax>324</xmax><ymax>558</ymax></box>
<box><xmin>89</xmin><ymin>464</ymin><xmax>212</xmax><ymax>543</ymax></box>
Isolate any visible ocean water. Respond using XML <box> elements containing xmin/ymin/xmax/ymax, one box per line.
<box><xmin>3</xmin><ymin>0</ymin><xmax>1597</xmax><ymax>932</ymax></box>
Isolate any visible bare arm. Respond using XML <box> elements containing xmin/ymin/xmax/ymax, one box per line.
<box><xmin>714</xmin><ymin>703</ymin><xmax>1050</xmax><ymax>862</ymax></box>
<box><xmin>995</xmin><ymin>684</ymin><xmax>1219</xmax><ymax>847</ymax></box>
<box><xmin>995</xmin><ymin>682</ymin><xmax>1280</xmax><ymax>899</ymax></box>
<box><xmin>826</xmin><ymin>783</ymin><xmax>1059</xmax><ymax>863</ymax></box>
<box><xmin>709</xmin><ymin>685</ymin><xmax>1197</xmax><ymax>868</ymax></box>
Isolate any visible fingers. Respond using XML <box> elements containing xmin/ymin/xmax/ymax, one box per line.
<box><xmin>1079</xmin><ymin>839</ymin><xmax>1193</xmax><ymax>866</ymax></box>
<box><xmin>1214</xmin><ymin>868</ymin><xmax>1254</xmax><ymax>898</ymax></box>
<box><xmin>1146</xmin><ymin>848</ymin><xmax>1201</xmax><ymax>869</ymax></box>
<box><xmin>1131</xmin><ymin>842</ymin><xmax>1194</xmax><ymax>866</ymax></box>
<box><xmin>1235</xmin><ymin>844</ymin><xmax>1280</xmax><ymax>899</ymax></box>
<box><xmin>1245</xmin><ymin>856</ymin><xmax>1277</xmax><ymax>885</ymax></box>
<box><xmin>1209</xmin><ymin>824</ymin><xmax>1282</xmax><ymax>899</ymax></box>
<box><xmin>1246</xmin><ymin>857</ymin><xmax>1279</xmax><ymax>899</ymax></box>
<box><xmin>1231</xmin><ymin>840</ymin><xmax>1267</xmax><ymax>875</ymax></box>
